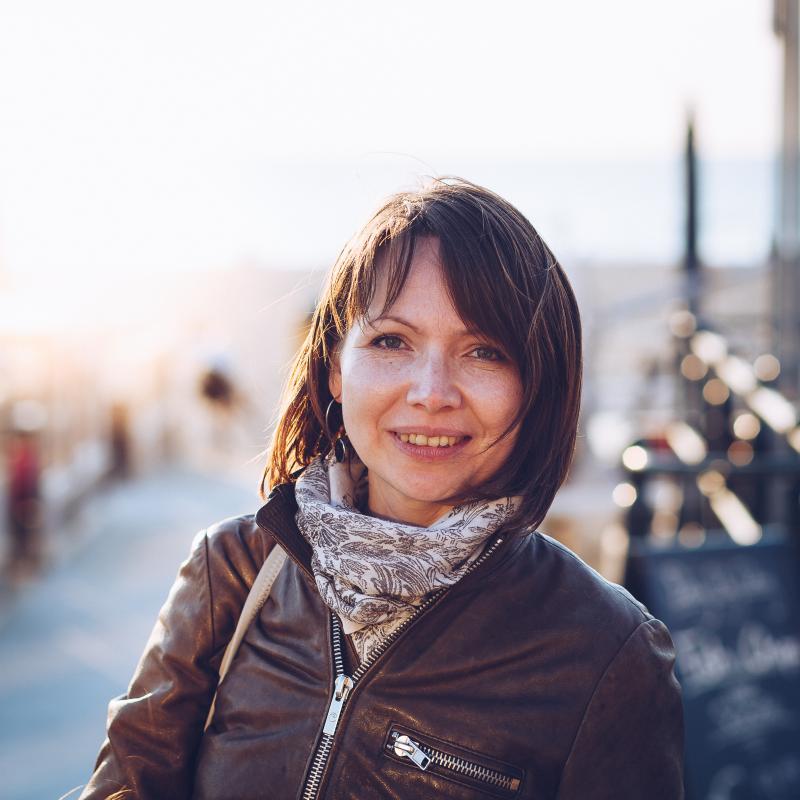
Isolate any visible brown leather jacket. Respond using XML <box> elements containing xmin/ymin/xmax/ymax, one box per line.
<box><xmin>80</xmin><ymin>484</ymin><xmax>684</xmax><ymax>799</ymax></box>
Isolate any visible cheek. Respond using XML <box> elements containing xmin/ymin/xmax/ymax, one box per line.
<box><xmin>340</xmin><ymin>352</ymin><xmax>407</xmax><ymax>398</ymax></box>
<box><xmin>338</xmin><ymin>355</ymin><xmax>404</xmax><ymax>439</ymax></box>
<box><xmin>478</xmin><ymin>375</ymin><xmax>524</xmax><ymax>430</ymax></box>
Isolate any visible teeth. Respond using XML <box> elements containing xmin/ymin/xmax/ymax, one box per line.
<box><xmin>399</xmin><ymin>433</ymin><xmax>462</xmax><ymax>447</ymax></box>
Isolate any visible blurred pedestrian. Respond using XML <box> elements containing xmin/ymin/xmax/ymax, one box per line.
<box><xmin>108</xmin><ymin>403</ymin><xmax>131</xmax><ymax>479</ymax></box>
<box><xmin>5</xmin><ymin>427</ymin><xmax>42</xmax><ymax>577</ymax></box>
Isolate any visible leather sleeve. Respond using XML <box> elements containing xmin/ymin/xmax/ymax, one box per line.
<box><xmin>555</xmin><ymin>618</ymin><xmax>685</xmax><ymax>800</ymax></box>
<box><xmin>79</xmin><ymin>522</ymin><xmax>266</xmax><ymax>800</ymax></box>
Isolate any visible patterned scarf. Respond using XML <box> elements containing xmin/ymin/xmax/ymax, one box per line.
<box><xmin>294</xmin><ymin>454</ymin><xmax>518</xmax><ymax>661</ymax></box>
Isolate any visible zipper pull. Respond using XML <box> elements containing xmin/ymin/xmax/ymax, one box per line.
<box><xmin>392</xmin><ymin>733</ymin><xmax>432</xmax><ymax>771</ymax></box>
<box><xmin>322</xmin><ymin>675</ymin><xmax>353</xmax><ymax>735</ymax></box>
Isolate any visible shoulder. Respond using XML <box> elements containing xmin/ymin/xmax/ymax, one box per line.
<box><xmin>204</xmin><ymin>512</ymin><xmax>271</xmax><ymax>557</ymax></box>
<box><xmin>495</xmin><ymin>531</ymin><xmax>665</xmax><ymax>665</ymax></box>
<box><xmin>199</xmin><ymin>513</ymin><xmax>274</xmax><ymax>591</ymax></box>
<box><xmin>532</xmin><ymin>531</ymin><xmax>650</xmax><ymax>622</ymax></box>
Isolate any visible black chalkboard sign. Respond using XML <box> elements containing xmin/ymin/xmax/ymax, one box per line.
<box><xmin>626</xmin><ymin>534</ymin><xmax>800</xmax><ymax>800</ymax></box>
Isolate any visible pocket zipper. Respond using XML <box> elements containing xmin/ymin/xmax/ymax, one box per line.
<box><xmin>388</xmin><ymin>729</ymin><xmax>522</xmax><ymax>794</ymax></box>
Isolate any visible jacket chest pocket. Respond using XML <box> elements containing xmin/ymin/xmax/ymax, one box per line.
<box><xmin>382</xmin><ymin>723</ymin><xmax>524</xmax><ymax>798</ymax></box>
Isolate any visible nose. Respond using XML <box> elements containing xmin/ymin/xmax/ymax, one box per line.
<box><xmin>405</xmin><ymin>350</ymin><xmax>462</xmax><ymax>412</ymax></box>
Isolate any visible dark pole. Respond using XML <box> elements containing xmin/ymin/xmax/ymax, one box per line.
<box><xmin>684</xmin><ymin>115</ymin><xmax>699</xmax><ymax>316</ymax></box>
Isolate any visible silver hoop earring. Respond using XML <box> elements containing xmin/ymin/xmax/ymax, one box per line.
<box><xmin>324</xmin><ymin>398</ymin><xmax>349</xmax><ymax>463</ymax></box>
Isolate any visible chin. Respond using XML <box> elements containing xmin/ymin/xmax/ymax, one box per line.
<box><xmin>397</xmin><ymin>480</ymin><xmax>465</xmax><ymax>506</ymax></box>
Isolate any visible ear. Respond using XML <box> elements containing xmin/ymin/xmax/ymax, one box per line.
<box><xmin>328</xmin><ymin>347</ymin><xmax>342</xmax><ymax>402</ymax></box>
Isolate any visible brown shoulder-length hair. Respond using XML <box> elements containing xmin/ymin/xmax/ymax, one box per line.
<box><xmin>262</xmin><ymin>177</ymin><xmax>582</xmax><ymax>534</ymax></box>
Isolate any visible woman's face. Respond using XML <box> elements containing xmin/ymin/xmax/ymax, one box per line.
<box><xmin>328</xmin><ymin>236</ymin><xmax>524</xmax><ymax>527</ymax></box>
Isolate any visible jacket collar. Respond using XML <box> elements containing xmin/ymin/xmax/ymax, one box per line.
<box><xmin>255</xmin><ymin>483</ymin><xmax>315</xmax><ymax>579</ymax></box>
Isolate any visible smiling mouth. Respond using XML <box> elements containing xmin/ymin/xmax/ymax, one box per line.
<box><xmin>395</xmin><ymin>433</ymin><xmax>467</xmax><ymax>448</ymax></box>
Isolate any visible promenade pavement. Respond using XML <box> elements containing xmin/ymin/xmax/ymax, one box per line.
<box><xmin>0</xmin><ymin>468</ymin><xmax>256</xmax><ymax>800</ymax></box>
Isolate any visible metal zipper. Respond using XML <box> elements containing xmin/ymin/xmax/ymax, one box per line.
<box><xmin>388</xmin><ymin>730</ymin><xmax>521</xmax><ymax>793</ymax></box>
<box><xmin>300</xmin><ymin>615</ymin><xmax>349</xmax><ymax>800</ymax></box>
<box><xmin>299</xmin><ymin>535</ymin><xmax>506</xmax><ymax>800</ymax></box>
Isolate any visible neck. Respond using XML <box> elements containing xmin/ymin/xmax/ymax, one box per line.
<box><xmin>366</xmin><ymin>491</ymin><xmax>453</xmax><ymax>528</ymax></box>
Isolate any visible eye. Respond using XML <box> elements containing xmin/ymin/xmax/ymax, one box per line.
<box><xmin>470</xmin><ymin>345</ymin><xmax>504</xmax><ymax>362</ymax></box>
<box><xmin>372</xmin><ymin>334</ymin><xmax>405</xmax><ymax>350</ymax></box>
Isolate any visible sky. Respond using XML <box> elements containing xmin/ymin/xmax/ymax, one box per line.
<box><xmin>0</xmin><ymin>1</ymin><xmax>783</xmax><ymax>283</ymax></box>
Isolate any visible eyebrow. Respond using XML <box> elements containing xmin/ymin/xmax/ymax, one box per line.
<box><xmin>369</xmin><ymin>313</ymin><xmax>478</xmax><ymax>338</ymax></box>
<box><xmin>369</xmin><ymin>314</ymin><xmax>421</xmax><ymax>333</ymax></box>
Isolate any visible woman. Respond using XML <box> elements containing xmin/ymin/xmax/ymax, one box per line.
<box><xmin>80</xmin><ymin>178</ymin><xmax>684</xmax><ymax>799</ymax></box>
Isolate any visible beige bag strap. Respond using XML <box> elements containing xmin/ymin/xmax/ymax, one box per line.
<box><xmin>204</xmin><ymin>544</ymin><xmax>288</xmax><ymax>730</ymax></box>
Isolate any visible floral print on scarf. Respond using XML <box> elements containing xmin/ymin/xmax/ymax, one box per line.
<box><xmin>294</xmin><ymin>454</ymin><xmax>518</xmax><ymax>661</ymax></box>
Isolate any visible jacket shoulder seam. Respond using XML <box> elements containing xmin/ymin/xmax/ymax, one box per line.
<box><xmin>556</xmin><ymin>618</ymin><xmax>660</xmax><ymax>794</ymax></box>
<box><xmin>200</xmin><ymin>528</ymin><xmax>216</xmax><ymax>653</ymax></box>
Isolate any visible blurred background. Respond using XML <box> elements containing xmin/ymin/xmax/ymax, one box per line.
<box><xmin>0</xmin><ymin>1</ymin><xmax>798</xmax><ymax>798</ymax></box>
